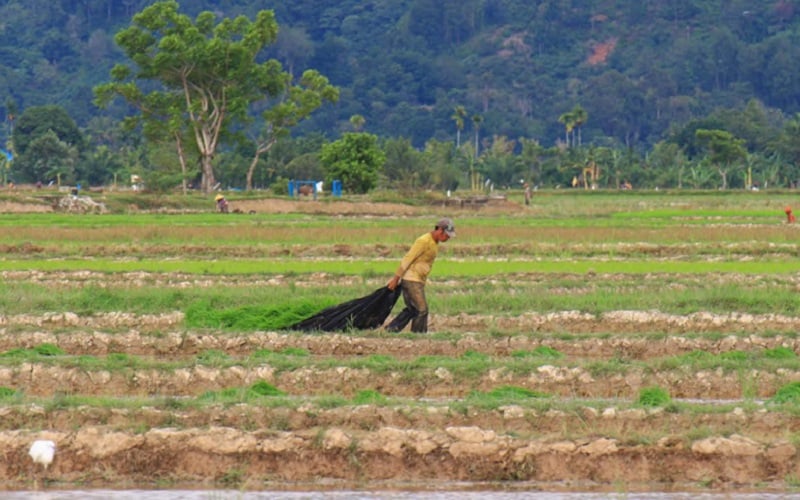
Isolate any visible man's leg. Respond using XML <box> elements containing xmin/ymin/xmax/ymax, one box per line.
<box><xmin>386</xmin><ymin>281</ymin><xmax>426</xmax><ymax>332</ymax></box>
<box><xmin>404</xmin><ymin>281</ymin><xmax>428</xmax><ymax>333</ymax></box>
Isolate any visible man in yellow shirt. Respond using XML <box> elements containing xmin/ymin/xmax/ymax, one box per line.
<box><xmin>385</xmin><ymin>217</ymin><xmax>455</xmax><ymax>333</ymax></box>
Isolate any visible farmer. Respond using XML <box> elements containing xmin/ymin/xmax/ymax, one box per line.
<box><xmin>385</xmin><ymin>217</ymin><xmax>455</xmax><ymax>333</ymax></box>
<box><xmin>215</xmin><ymin>194</ymin><xmax>229</xmax><ymax>213</ymax></box>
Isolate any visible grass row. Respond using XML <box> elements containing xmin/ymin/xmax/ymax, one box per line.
<box><xmin>2</xmin><ymin>257</ymin><xmax>799</xmax><ymax>275</ymax></box>
<box><xmin>1</xmin><ymin>380</ymin><xmax>799</xmax><ymax>421</ymax></box>
<box><xmin>2</xmin><ymin>343</ymin><xmax>797</xmax><ymax>380</ymax></box>
<box><xmin>1</xmin><ymin>276</ymin><xmax>799</xmax><ymax>318</ymax></box>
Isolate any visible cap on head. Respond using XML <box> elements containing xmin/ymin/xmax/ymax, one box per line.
<box><xmin>436</xmin><ymin>217</ymin><xmax>456</xmax><ymax>237</ymax></box>
<box><xmin>215</xmin><ymin>194</ymin><xmax>224</xmax><ymax>201</ymax></box>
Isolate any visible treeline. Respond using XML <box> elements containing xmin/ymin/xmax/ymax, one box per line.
<box><xmin>2</xmin><ymin>1</ymin><xmax>800</xmax><ymax>192</ymax></box>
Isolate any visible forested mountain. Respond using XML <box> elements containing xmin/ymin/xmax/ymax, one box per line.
<box><xmin>2</xmin><ymin>0</ymin><xmax>800</xmax><ymax>190</ymax></box>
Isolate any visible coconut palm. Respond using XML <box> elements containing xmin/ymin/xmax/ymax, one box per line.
<box><xmin>571</xmin><ymin>105</ymin><xmax>588</xmax><ymax>146</ymax></box>
<box><xmin>558</xmin><ymin>111</ymin><xmax>575</xmax><ymax>147</ymax></box>
<box><xmin>451</xmin><ymin>105</ymin><xmax>467</xmax><ymax>148</ymax></box>
<box><xmin>471</xmin><ymin>114</ymin><xmax>483</xmax><ymax>156</ymax></box>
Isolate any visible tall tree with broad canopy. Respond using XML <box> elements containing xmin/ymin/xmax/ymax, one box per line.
<box><xmin>245</xmin><ymin>69</ymin><xmax>338</xmax><ymax>190</ymax></box>
<box><xmin>94</xmin><ymin>0</ymin><xmax>311</xmax><ymax>193</ymax></box>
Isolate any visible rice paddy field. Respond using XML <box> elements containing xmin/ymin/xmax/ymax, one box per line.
<box><xmin>0</xmin><ymin>188</ymin><xmax>799</xmax><ymax>494</ymax></box>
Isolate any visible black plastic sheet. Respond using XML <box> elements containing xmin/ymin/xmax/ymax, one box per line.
<box><xmin>286</xmin><ymin>286</ymin><xmax>401</xmax><ymax>332</ymax></box>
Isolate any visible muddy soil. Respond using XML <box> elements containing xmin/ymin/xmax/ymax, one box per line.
<box><xmin>1</xmin><ymin>307</ymin><xmax>799</xmax><ymax>493</ymax></box>
<box><xmin>2</xmin><ymin>198</ymin><xmax>800</xmax><ymax>493</ymax></box>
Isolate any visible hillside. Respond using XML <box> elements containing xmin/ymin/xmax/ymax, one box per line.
<box><xmin>1</xmin><ymin>0</ymin><xmax>799</xmax><ymax>150</ymax></box>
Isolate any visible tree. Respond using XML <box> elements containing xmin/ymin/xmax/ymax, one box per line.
<box><xmin>571</xmin><ymin>105</ymin><xmax>588</xmax><ymax>146</ymax></box>
<box><xmin>4</xmin><ymin>98</ymin><xmax>17</xmax><ymax>150</ymax></box>
<box><xmin>244</xmin><ymin>69</ymin><xmax>338</xmax><ymax>190</ymax></box>
<box><xmin>19</xmin><ymin>129</ymin><xmax>79</xmax><ymax>184</ymax></box>
<box><xmin>94</xmin><ymin>0</ymin><xmax>289</xmax><ymax>193</ymax></box>
<box><xmin>451</xmin><ymin>105</ymin><xmax>467</xmax><ymax>148</ymax></box>
<box><xmin>471</xmin><ymin>113</ymin><xmax>483</xmax><ymax>155</ymax></box>
<box><xmin>95</xmin><ymin>86</ymin><xmax>196</xmax><ymax>193</ymax></box>
<box><xmin>480</xmin><ymin>135</ymin><xmax>522</xmax><ymax>187</ymax></box>
<box><xmin>13</xmin><ymin>105</ymin><xmax>84</xmax><ymax>157</ymax></box>
<box><xmin>695</xmin><ymin>129</ymin><xmax>747</xmax><ymax>189</ymax></box>
<box><xmin>558</xmin><ymin>110</ymin><xmax>575</xmax><ymax>147</ymax></box>
<box><xmin>320</xmin><ymin>132</ymin><xmax>385</xmax><ymax>194</ymax></box>
<box><xmin>423</xmin><ymin>139</ymin><xmax>460</xmax><ymax>191</ymax></box>
<box><xmin>383</xmin><ymin>137</ymin><xmax>427</xmax><ymax>190</ymax></box>
<box><xmin>349</xmin><ymin>114</ymin><xmax>366</xmax><ymax>131</ymax></box>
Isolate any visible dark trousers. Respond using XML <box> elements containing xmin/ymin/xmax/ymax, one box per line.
<box><xmin>386</xmin><ymin>281</ymin><xmax>428</xmax><ymax>333</ymax></box>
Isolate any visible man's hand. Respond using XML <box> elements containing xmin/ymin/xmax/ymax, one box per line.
<box><xmin>387</xmin><ymin>275</ymin><xmax>401</xmax><ymax>290</ymax></box>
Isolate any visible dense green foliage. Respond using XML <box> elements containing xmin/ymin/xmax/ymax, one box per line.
<box><xmin>637</xmin><ymin>386</ymin><xmax>672</xmax><ymax>407</ymax></box>
<box><xmin>3</xmin><ymin>1</ymin><xmax>800</xmax><ymax>191</ymax></box>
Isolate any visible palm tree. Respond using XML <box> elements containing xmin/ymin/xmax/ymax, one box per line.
<box><xmin>558</xmin><ymin>111</ymin><xmax>575</xmax><ymax>147</ymax></box>
<box><xmin>451</xmin><ymin>106</ymin><xmax>467</xmax><ymax>148</ymax></box>
<box><xmin>571</xmin><ymin>105</ymin><xmax>588</xmax><ymax>146</ymax></box>
<box><xmin>471</xmin><ymin>114</ymin><xmax>483</xmax><ymax>156</ymax></box>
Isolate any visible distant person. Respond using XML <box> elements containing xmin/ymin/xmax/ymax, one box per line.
<box><xmin>524</xmin><ymin>182</ymin><xmax>531</xmax><ymax>205</ymax></box>
<box><xmin>215</xmin><ymin>194</ymin><xmax>229</xmax><ymax>213</ymax></box>
<box><xmin>385</xmin><ymin>217</ymin><xmax>455</xmax><ymax>333</ymax></box>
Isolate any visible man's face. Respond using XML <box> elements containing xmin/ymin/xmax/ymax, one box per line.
<box><xmin>435</xmin><ymin>228</ymin><xmax>451</xmax><ymax>242</ymax></box>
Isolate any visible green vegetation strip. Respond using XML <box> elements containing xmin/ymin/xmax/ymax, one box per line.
<box><xmin>2</xmin><ymin>276</ymin><xmax>799</xmax><ymax>317</ymax></box>
<box><xmin>1</xmin><ymin>257</ymin><xmax>797</xmax><ymax>275</ymax></box>
<box><xmin>2</xmin><ymin>346</ymin><xmax>799</xmax><ymax>380</ymax></box>
<box><xmin>0</xmin><ymin>384</ymin><xmax>797</xmax><ymax>416</ymax></box>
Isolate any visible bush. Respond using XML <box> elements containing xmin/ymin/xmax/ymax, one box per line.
<box><xmin>770</xmin><ymin>382</ymin><xmax>800</xmax><ymax>405</ymax></box>
<box><xmin>637</xmin><ymin>386</ymin><xmax>671</xmax><ymax>407</ymax></box>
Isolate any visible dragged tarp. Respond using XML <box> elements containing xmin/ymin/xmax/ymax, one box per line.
<box><xmin>286</xmin><ymin>286</ymin><xmax>401</xmax><ymax>332</ymax></box>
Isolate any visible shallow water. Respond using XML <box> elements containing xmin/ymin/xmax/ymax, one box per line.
<box><xmin>6</xmin><ymin>491</ymin><xmax>799</xmax><ymax>500</ymax></box>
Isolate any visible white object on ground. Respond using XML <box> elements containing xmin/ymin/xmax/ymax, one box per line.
<box><xmin>29</xmin><ymin>440</ymin><xmax>56</xmax><ymax>470</ymax></box>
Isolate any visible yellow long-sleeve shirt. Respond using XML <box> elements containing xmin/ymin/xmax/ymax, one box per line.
<box><xmin>395</xmin><ymin>232</ymin><xmax>439</xmax><ymax>284</ymax></box>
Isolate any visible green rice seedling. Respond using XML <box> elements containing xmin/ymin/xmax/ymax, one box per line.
<box><xmin>218</xmin><ymin>468</ymin><xmax>244</xmax><ymax>488</ymax></box>
<box><xmin>785</xmin><ymin>474</ymin><xmax>800</xmax><ymax>488</ymax></box>
<box><xmin>250</xmin><ymin>349</ymin><xmax>277</xmax><ymax>360</ymax></box>
<box><xmin>512</xmin><ymin>346</ymin><xmax>564</xmax><ymax>359</ymax></box>
<box><xmin>278</xmin><ymin>347</ymin><xmax>309</xmax><ymax>357</ymax></box>
<box><xmin>352</xmin><ymin>389</ymin><xmax>387</xmax><ymax>405</ymax></box>
<box><xmin>249</xmin><ymin>380</ymin><xmax>285</xmax><ymax>397</ymax></box>
<box><xmin>584</xmin><ymin>357</ymin><xmax>634</xmax><ymax>378</ymax></box>
<box><xmin>105</xmin><ymin>353</ymin><xmax>136</xmax><ymax>369</ymax></box>
<box><xmin>460</xmin><ymin>350</ymin><xmax>490</xmax><ymax>362</ymax></box>
<box><xmin>0</xmin><ymin>387</ymin><xmax>16</xmax><ymax>399</ymax></box>
<box><xmin>466</xmin><ymin>386</ymin><xmax>549</xmax><ymax>409</ymax></box>
<box><xmin>195</xmin><ymin>349</ymin><xmax>231</xmax><ymax>367</ymax></box>
<box><xmin>34</xmin><ymin>343</ymin><xmax>65</xmax><ymax>356</ymax></box>
<box><xmin>637</xmin><ymin>386</ymin><xmax>671</xmax><ymax>407</ymax></box>
<box><xmin>763</xmin><ymin>347</ymin><xmax>797</xmax><ymax>359</ymax></box>
<box><xmin>197</xmin><ymin>387</ymin><xmax>243</xmax><ymax>403</ymax></box>
<box><xmin>247</xmin><ymin>350</ymin><xmax>306</xmax><ymax>372</ymax></box>
<box><xmin>484</xmin><ymin>386</ymin><xmax>549</xmax><ymax>400</ymax></box>
<box><xmin>0</xmin><ymin>348</ymin><xmax>37</xmax><ymax>359</ymax></box>
<box><xmin>769</xmin><ymin>382</ymin><xmax>800</xmax><ymax>405</ymax></box>
<box><xmin>315</xmin><ymin>395</ymin><xmax>349</xmax><ymax>409</ymax></box>
<box><xmin>350</xmin><ymin>354</ymin><xmax>398</xmax><ymax>373</ymax></box>
<box><xmin>718</xmin><ymin>351</ymin><xmax>749</xmax><ymax>362</ymax></box>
